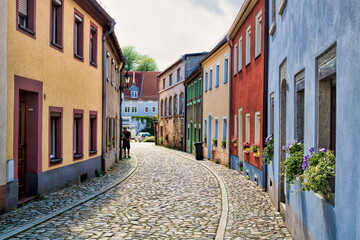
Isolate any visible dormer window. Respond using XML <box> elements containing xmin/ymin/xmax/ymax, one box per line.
<box><xmin>131</xmin><ymin>91</ymin><xmax>138</xmax><ymax>98</ymax></box>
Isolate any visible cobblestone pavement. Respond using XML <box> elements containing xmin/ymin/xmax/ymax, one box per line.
<box><xmin>8</xmin><ymin>143</ymin><xmax>221</xmax><ymax>239</ymax></box>
<box><xmin>169</xmin><ymin>148</ymin><xmax>292</xmax><ymax>240</ymax></box>
<box><xmin>0</xmin><ymin>157</ymin><xmax>135</xmax><ymax>237</ymax></box>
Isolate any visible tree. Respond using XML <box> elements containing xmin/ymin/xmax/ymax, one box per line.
<box><xmin>122</xmin><ymin>46</ymin><xmax>158</xmax><ymax>72</ymax></box>
<box><xmin>136</xmin><ymin>55</ymin><xmax>158</xmax><ymax>71</ymax></box>
<box><xmin>122</xmin><ymin>46</ymin><xmax>140</xmax><ymax>71</ymax></box>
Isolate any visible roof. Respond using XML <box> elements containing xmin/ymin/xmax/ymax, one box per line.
<box><xmin>158</xmin><ymin>52</ymin><xmax>208</xmax><ymax>78</ymax></box>
<box><xmin>200</xmin><ymin>36</ymin><xmax>228</xmax><ymax>64</ymax></box>
<box><xmin>185</xmin><ymin>66</ymin><xmax>201</xmax><ymax>85</ymax></box>
<box><xmin>124</xmin><ymin>72</ymin><xmax>161</xmax><ymax>101</ymax></box>
<box><xmin>74</xmin><ymin>0</ymin><xmax>114</xmax><ymax>28</ymax></box>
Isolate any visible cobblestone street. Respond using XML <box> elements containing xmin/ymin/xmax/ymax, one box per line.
<box><xmin>1</xmin><ymin>143</ymin><xmax>291</xmax><ymax>239</ymax></box>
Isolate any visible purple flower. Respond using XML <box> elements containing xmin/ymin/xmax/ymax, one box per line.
<box><xmin>265</xmin><ymin>135</ymin><xmax>273</xmax><ymax>145</ymax></box>
<box><xmin>309</xmin><ymin>147</ymin><xmax>315</xmax><ymax>154</ymax></box>
<box><xmin>302</xmin><ymin>155</ymin><xmax>310</xmax><ymax>170</ymax></box>
<box><xmin>319</xmin><ymin>148</ymin><xmax>326</xmax><ymax>153</ymax></box>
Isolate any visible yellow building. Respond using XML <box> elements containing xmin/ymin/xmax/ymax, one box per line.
<box><xmin>201</xmin><ymin>37</ymin><xmax>231</xmax><ymax>166</ymax></box>
<box><xmin>0</xmin><ymin>0</ymin><xmax>123</xmax><ymax>212</ymax></box>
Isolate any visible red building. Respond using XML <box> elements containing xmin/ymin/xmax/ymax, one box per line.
<box><xmin>228</xmin><ymin>0</ymin><xmax>267</xmax><ymax>189</ymax></box>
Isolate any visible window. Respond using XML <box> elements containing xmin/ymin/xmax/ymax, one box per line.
<box><xmin>131</xmin><ymin>107</ymin><xmax>138</xmax><ymax>113</ymax></box>
<box><xmin>174</xmin><ymin>95</ymin><xmax>178</xmax><ymax>115</ymax></box>
<box><xmin>50</xmin><ymin>0</ymin><xmax>63</xmax><ymax>48</ymax></box>
<box><xmin>145</xmin><ymin>107</ymin><xmax>149</xmax><ymax>113</ymax></box>
<box><xmin>255</xmin><ymin>112</ymin><xmax>260</xmax><ymax>144</ymax></box>
<box><xmin>165</xmin><ymin>98</ymin><xmax>168</xmax><ymax>116</ymax></box>
<box><xmin>255</xmin><ymin>11</ymin><xmax>262</xmax><ymax>57</ymax></box>
<box><xmin>106</xmin><ymin>51</ymin><xmax>110</xmax><ymax>80</ymax></box>
<box><xmin>198</xmin><ymin>78</ymin><xmax>202</xmax><ymax>95</ymax></box>
<box><xmin>198</xmin><ymin>124</ymin><xmax>202</xmax><ymax>142</ymax></box>
<box><xmin>169</xmin><ymin>74</ymin><xmax>173</xmax><ymax>86</ymax></box>
<box><xmin>163</xmin><ymin>79</ymin><xmax>166</xmax><ymax>89</ymax></box>
<box><xmin>233</xmin><ymin>45</ymin><xmax>238</xmax><ymax>75</ymax></box>
<box><xmin>169</xmin><ymin>97</ymin><xmax>172</xmax><ymax>116</ymax></box>
<box><xmin>224</xmin><ymin>57</ymin><xmax>229</xmax><ymax>83</ymax></box>
<box><xmin>234</xmin><ymin>115</ymin><xmax>238</xmax><ymax>138</ymax></box>
<box><xmin>179</xmin><ymin>93</ymin><xmax>184</xmax><ymax>115</ymax></box>
<box><xmin>245</xmin><ymin>113</ymin><xmax>250</xmax><ymax>142</ymax></box>
<box><xmin>17</xmin><ymin>0</ymin><xmax>36</xmax><ymax>36</ymax></box>
<box><xmin>215</xmin><ymin>119</ymin><xmax>219</xmax><ymax>140</ymax></box>
<box><xmin>209</xmin><ymin>69</ymin><xmax>213</xmax><ymax>90</ymax></box>
<box><xmin>223</xmin><ymin>118</ymin><xmax>227</xmax><ymax>148</ymax></box>
<box><xmin>73</xmin><ymin>110</ymin><xmax>84</xmax><ymax>159</ymax></box>
<box><xmin>246</xmin><ymin>26</ymin><xmax>251</xmax><ymax>65</ymax></box>
<box><xmin>111</xmin><ymin>59</ymin><xmax>114</xmax><ymax>84</ymax></box>
<box><xmin>187</xmin><ymin>86</ymin><xmax>191</xmax><ymax>101</ymax></box>
<box><xmin>238</xmin><ymin>38</ymin><xmax>242</xmax><ymax>71</ymax></box>
<box><xmin>131</xmin><ymin>91</ymin><xmax>138</xmax><ymax>98</ymax></box>
<box><xmin>205</xmin><ymin>71</ymin><xmax>208</xmax><ymax>92</ymax></box>
<box><xmin>49</xmin><ymin>107</ymin><xmax>62</xmax><ymax>164</ymax></box>
<box><xmin>89</xmin><ymin>111</ymin><xmax>97</xmax><ymax>155</ymax></box>
<box><xmin>74</xmin><ymin>10</ymin><xmax>84</xmax><ymax>59</ymax></box>
<box><xmin>124</xmin><ymin>107</ymin><xmax>130</xmax><ymax>113</ymax></box>
<box><xmin>216</xmin><ymin>64</ymin><xmax>220</xmax><ymax>87</ymax></box>
<box><xmin>106</xmin><ymin>117</ymin><xmax>116</xmax><ymax>150</ymax></box>
<box><xmin>152</xmin><ymin>106</ymin><xmax>156</xmax><ymax>113</ymax></box>
<box><xmin>90</xmin><ymin>23</ymin><xmax>98</xmax><ymax>66</ymax></box>
<box><xmin>270</xmin><ymin>93</ymin><xmax>275</xmax><ymax>135</ymax></box>
<box><xmin>160</xmin><ymin>100</ymin><xmax>163</xmax><ymax>116</ymax></box>
<box><xmin>295</xmin><ymin>71</ymin><xmax>305</xmax><ymax>142</ymax></box>
<box><xmin>177</xmin><ymin>68</ymin><xmax>181</xmax><ymax>82</ymax></box>
<box><xmin>204</xmin><ymin>120</ymin><xmax>207</xmax><ymax>138</ymax></box>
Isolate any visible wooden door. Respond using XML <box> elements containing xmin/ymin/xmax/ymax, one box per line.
<box><xmin>18</xmin><ymin>92</ymin><xmax>27</xmax><ymax>197</ymax></box>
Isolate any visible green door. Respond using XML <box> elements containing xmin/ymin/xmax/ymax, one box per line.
<box><xmin>190</xmin><ymin>121</ymin><xmax>194</xmax><ymax>154</ymax></box>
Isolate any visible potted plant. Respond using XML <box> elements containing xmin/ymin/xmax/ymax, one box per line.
<box><xmin>212</xmin><ymin>138</ymin><xmax>218</xmax><ymax>147</ymax></box>
<box><xmin>251</xmin><ymin>144</ymin><xmax>260</xmax><ymax>157</ymax></box>
<box><xmin>221</xmin><ymin>139</ymin><xmax>226</xmax><ymax>149</ymax></box>
<box><xmin>263</xmin><ymin>135</ymin><xmax>274</xmax><ymax>164</ymax></box>
<box><xmin>301</xmin><ymin>147</ymin><xmax>336</xmax><ymax>198</ymax></box>
<box><xmin>281</xmin><ymin>139</ymin><xmax>304</xmax><ymax>185</ymax></box>
<box><xmin>243</xmin><ymin>141</ymin><xmax>251</xmax><ymax>153</ymax></box>
<box><xmin>231</xmin><ymin>137</ymin><xmax>238</xmax><ymax>147</ymax></box>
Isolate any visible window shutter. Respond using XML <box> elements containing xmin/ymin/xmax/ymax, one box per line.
<box><xmin>18</xmin><ymin>0</ymin><xmax>28</xmax><ymax>16</ymax></box>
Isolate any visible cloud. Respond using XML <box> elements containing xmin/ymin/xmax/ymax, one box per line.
<box><xmin>187</xmin><ymin>0</ymin><xmax>225</xmax><ymax>15</ymax></box>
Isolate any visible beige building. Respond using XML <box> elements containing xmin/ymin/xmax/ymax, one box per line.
<box><xmin>158</xmin><ymin>53</ymin><xmax>207</xmax><ymax>149</ymax></box>
<box><xmin>201</xmin><ymin>37</ymin><xmax>231</xmax><ymax>165</ymax></box>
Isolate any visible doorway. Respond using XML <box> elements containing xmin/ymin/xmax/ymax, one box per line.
<box><xmin>18</xmin><ymin>92</ymin><xmax>26</xmax><ymax>197</ymax></box>
<box><xmin>189</xmin><ymin>121</ymin><xmax>194</xmax><ymax>154</ymax></box>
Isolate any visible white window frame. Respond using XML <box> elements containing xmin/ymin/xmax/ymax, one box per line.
<box><xmin>224</xmin><ymin>55</ymin><xmax>229</xmax><ymax>84</ymax></box>
<box><xmin>246</xmin><ymin>26</ymin><xmax>251</xmax><ymax>65</ymax></box>
<box><xmin>255</xmin><ymin>11</ymin><xmax>262</xmax><ymax>57</ymax></box>
<box><xmin>216</xmin><ymin>62</ymin><xmax>220</xmax><ymax>87</ymax></box>
<box><xmin>233</xmin><ymin>45</ymin><xmax>237</xmax><ymax>75</ymax></box>
<box><xmin>131</xmin><ymin>91</ymin><xmax>138</xmax><ymax>98</ymax></box>
<box><xmin>214</xmin><ymin>118</ymin><xmax>219</xmax><ymax>139</ymax></box>
<box><xmin>234</xmin><ymin>115</ymin><xmax>238</xmax><ymax>138</ymax></box>
<box><xmin>209</xmin><ymin>67</ymin><xmax>213</xmax><ymax>90</ymax></box>
<box><xmin>254</xmin><ymin>111</ymin><xmax>261</xmax><ymax>144</ymax></box>
<box><xmin>238</xmin><ymin>37</ymin><xmax>243</xmax><ymax>72</ymax></box>
<box><xmin>124</xmin><ymin>106</ymin><xmax>130</xmax><ymax>113</ymax></box>
<box><xmin>131</xmin><ymin>107</ymin><xmax>138</xmax><ymax>113</ymax></box>
<box><xmin>152</xmin><ymin>106</ymin><xmax>156</xmax><ymax>113</ymax></box>
<box><xmin>144</xmin><ymin>107</ymin><xmax>149</xmax><ymax>113</ymax></box>
<box><xmin>205</xmin><ymin>71</ymin><xmax>208</xmax><ymax>92</ymax></box>
<box><xmin>245</xmin><ymin>113</ymin><xmax>250</xmax><ymax>142</ymax></box>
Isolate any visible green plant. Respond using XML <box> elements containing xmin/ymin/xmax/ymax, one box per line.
<box><xmin>157</xmin><ymin>137</ymin><xmax>163</xmax><ymax>145</ymax></box>
<box><xmin>212</xmin><ymin>138</ymin><xmax>218</xmax><ymax>147</ymax></box>
<box><xmin>35</xmin><ymin>194</ymin><xmax>47</xmax><ymax>201</ymax></box>
<box><xmin>231</xmin><ymin>137</ymin><xmax>238</xmax><ymax>144</ymax></box>
<box><xmin>65</xmin><ymin>180</ymin><xmax>73</xmax><ymax>188</ymax></box>
<box><xmin>263</xmin><ymin>135</ymin><xmax>274</xmax><ymax>164</ymax></box>
<box><xmin>281</xmin><ymin>140</ymin><xmax>304</xmax><ymax>185</ymax></box>
<box><xmin>143</xmin><ymin>136</ymin><xmax>155</xmax><ymax>142</ymax></box>
<box><xmin>107</xmin><ymin>138</ymin><xmax>114</xmax><ymax>147</ymax></box>
<box><xmin>95</xmin><ymin>169</ymin><xmax>105</xmax><ymax>177</ymax></box>
<box><xmin>221</xmin><ymin>140</ymin><xmax>226</xmax><ymax>149</ymax></box>
<box><xmin>301</xmin><ymin>148</ymin><xmax>336</xmax><ymax>198</ymax></box>
<box><xmin>251</xmin><ymin>144</ymin><xmax>260</xmax><ymax>153</ymax></box>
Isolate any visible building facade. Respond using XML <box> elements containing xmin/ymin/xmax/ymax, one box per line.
<box><xmin>104</xmin><ymin>33</ymin><xmax>124</xmax><ymax>171</ymax></box>
<box><xmin>228</xmin><ymin>0</ymin><xmax>266</xmax><ymax>188</ymax></box>
<box><xmin>122</xmin><ymin>71</ymin><xmax>160</xmax><ymax>137</ymax></box>
<box><xmin>2</xmin><ymin>0</ymin><xmax>119</xmax><ymax>212</ymax></box>
<box><xmin>201</xmin><ymin>38</ymin><xmax>231</xmax><ymax>166</ymax></box>
<box><xmin>185</xmin><ymin>67</ymin><xmax>202</xmax><ymax>154</ymax></box>
<box><xmin>158</xmin><ymin>53</ymin><xmax>207</xmax><ymax>150</ymax></box>
<box><xmin>267</xmin><ymin>0</ymin><xmax>360</xmax><ymax>239</ymax></box>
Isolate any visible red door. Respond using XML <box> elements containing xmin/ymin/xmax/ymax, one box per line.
<box><xmin>18</xmin><ymin>92</ymin><xmax>27</xmax><ymax>198</ymax></box>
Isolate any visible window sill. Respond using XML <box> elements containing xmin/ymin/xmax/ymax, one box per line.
<box><xmin>255</xmin><ymin>52</ymin><xmax>261</xmax><ymax>60</ymax></box>
<box><xmin>89</xmin><ymin>150</ymin><xmax>97</xmax><ymax>155</ymax></box>
<box><xmin>51</xmin><ymin>41</ymin><xmax>63</xmax><ymax>50</ymax></box>
<box><xmin>18</xmin><ymin>25</ymin><xmax>35</xmax><ymax>35</ymax></box>
<box><xmin>74</xmin><ymin>154</ymin><xmax>84</xmax><ymax>160</ymax></box>
<box><xmin>90</xmin><ymin>61</ymin><xmax>98</xmax><ymax>67</ymax></box>
<box><xmin>50</xmin><ymin>158</ymin><xmax>62</xmax><ymax>164</ymax></box>
<box><xmin>74</xmin><ymin>53</ymin><xmax>84</xmax><ymax>61</ymax></box>
<box><xmin>245</xmin><ymin>62</ymin><xmax>251</xmax><ymax>67</ymax></box>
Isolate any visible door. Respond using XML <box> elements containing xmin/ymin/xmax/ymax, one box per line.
<box><xmin>18</xmin><ymin>92</ymin><xmax>27</xmax><ymax>198</ymax></box>
<box><xmin>207</xmin><ymin>115</ymin><xmax>212</xmax><ymax>159</ymax></box>
<box><xmin>189</xmin><ymin>121</ymin><xmax>193</xmax><ymax>153</ymax></box>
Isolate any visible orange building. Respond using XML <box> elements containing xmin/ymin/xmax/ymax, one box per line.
<box><xmin>0</xmin><ymin>0</ymin><xmax>123</xmax><ymax>212</ymax></box>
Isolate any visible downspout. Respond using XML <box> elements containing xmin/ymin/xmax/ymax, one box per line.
<box><xmin>227</xmin><ymin>38</ymin><xmax>232</xmax><ymax>169</ymax></box>
<box><xmin>102</xmin><ymin>20</ymin><xmax>115</xmax><ymax>171</ymax></box>
<box><xmin>119</xmin><ymin>57</ymin><xmax>126</xmax><ymax>160</ymax></box>
<box><xmin>262</xmin><ymin>0</ymin><xmax>269</xmax><ymax>192</ymax></box>
<box><xmin>183</xmin><ymin>80</ymin><xmax>187</xmax><ymax>152</ymax></box>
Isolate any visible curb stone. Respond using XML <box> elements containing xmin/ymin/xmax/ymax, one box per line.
<box><xmin>0</xmin><ymin>156</ymin><xmax>139</xmax><ymax>240</ymax></box>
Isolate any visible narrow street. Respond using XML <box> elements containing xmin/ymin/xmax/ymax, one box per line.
<box><xmin>3</xmin><ymin>143</ymin><xmax>291</xmax><ymax>239</ymax></box>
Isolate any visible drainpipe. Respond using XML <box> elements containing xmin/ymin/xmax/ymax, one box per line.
<box><xmin>262</xmin><ymin>0</ymin><xmax>269</xmax><ymax>192</ymax></box>
<box><xmin>227</xmin><ymin>38</ymin><xmax>232</xmax><ymax>169</ymax></box>
<box><xmin>119</xmin><ymin>58</ymin><xmax>126</xmax><ymax>160</ymax></box>
<box><xmin>101</xmin><ymin>20</ymin><xmax>116</xmax><ymax>171</ymax></box>
<box><xmin>183</xmin><ymin>81</ymin><xmax>187</xmax><ymax>152</ymax></box>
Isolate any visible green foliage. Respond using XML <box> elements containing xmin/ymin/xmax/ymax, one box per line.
<box><xmin>132</xmin><ymin>116</ymin><xmax>156</xmax><ymax>135</ymax></box>
<box><xmin>143</xmin><ymin>136</ymin><xmax>155</xmax><ymax>142</ymax></box>
<box><xmin>35</xmin><ymin>194</ymin><xmax>47</xmax><ymax>201</ymax></box>
<box><xmin>281</xmin><ymin>140</ymin><xmax>304</xmax><ymax>185</ymax></box>
<box><xmin>221</xmin><ymin>140</ymin><xmax>226</xmax><ymax>149</ymax></box>
<box><xmin>301</xmin><ymin>150</ymin><xmax>336</xmax><ymax>197</ymax></box>
<box><xmin>95</xmin><ymin>169</ymin><xmax>105</xmax><ymax>177</ymax></box>
<box><xmin>122</xmin><ymin>46</ymin><xmax>158</xmax><ymax>72</ymax></box>
<box><xmin>263</xmin><ymin>135</ymin><xmax>274</xmax><ymax>164</ymax></box>
<box><xmin>251</xmin><ymin>144</ymin><xmax>260</xmax><ymax>153</ymax></box>
<box><xmin>136</xmin><ymin>55</ymin><xmax>158</xmax><ymax>71</ymax></box>
<box><xmin>65</xmin><ymin>180</ymin><xmax>73</xmax><ymax>188</ymax></box>
<box><xmin>213</xmin><ymin>138</ymin><xmax>218</xmax><ymax>147</ymax></box>
<box><xmin>157</xmin><ymin>137</ymin><xmax>163</xmax><ymax>145</ymax></box>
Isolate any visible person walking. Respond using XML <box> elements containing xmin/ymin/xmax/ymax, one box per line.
<box><xmin>122</xmin><ymin>127</ymin><xmax>131</xmax><ymax>158</ymax></box>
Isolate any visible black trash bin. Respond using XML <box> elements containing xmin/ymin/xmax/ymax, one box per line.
<box><xmin>194</xmin><ymin>142</ymin><xmax>203</xmax><ymax>160</ymax></box>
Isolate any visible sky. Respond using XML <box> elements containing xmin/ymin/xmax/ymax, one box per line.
<box><xmin>99</xmin><ymin>0</ymin><xmax>245</xmax><ymax>71</ymax></box>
